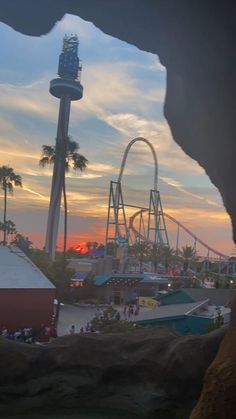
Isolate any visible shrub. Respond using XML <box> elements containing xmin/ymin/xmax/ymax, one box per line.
<box><xmin>91</xmin><ymin>317</ymin><xmax>141</xmax><ymax>333</ymax></box>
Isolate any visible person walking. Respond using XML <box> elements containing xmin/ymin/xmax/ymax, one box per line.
<box><xmin>85</xmin><ymin>322</ymin><xmax>90</xmax><ymax>332</ymax></box>
<box><xmin>115</xmin><ymin>311</ymin><xmax>121</xmax><ymax>321</ymax></box>
<box><xmin>69</xmin><ymin>325</ymin><xmax>75</xmax><ymax>335</ymax></box>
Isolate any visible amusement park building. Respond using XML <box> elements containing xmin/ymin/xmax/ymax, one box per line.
<box><xmin>68</xmin><ymin>256</ymin><xmax>116</xmax><ymax>276</ymax></box>
<box><xmin>135</xmin><ymin>299</ymin><xmax>230</xmax><ymax>335</ymax></box>
<box><xmin>158</xmin><ymin>288</ymin><xmax>230</xmax><ymax>307</ymax></box>
<box><xmin>0</xmin><ymin>246</ymin><xmax>55</xmax><ymax>330</ymax></box>
<box><xmin>94</xmin><ymin>273</ymin><xmax>169</xmax><ymax>305</ymax></box>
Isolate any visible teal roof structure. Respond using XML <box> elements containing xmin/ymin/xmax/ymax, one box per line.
<box><xmin>94</xmin><ymin>274</ymin><xmax>112</xmax><ymax>285</ymax></box>
<box><xmin>158</xmin><ymin>288</ymin><xmax>230</xmax><ymax>306</ymax></box>
<box><xmin>94</xmin><ymin>273</ymin><xmax>168</xmax><ymax>286</ymax></box>
<box><xmin>158</xmin><ymin>289</ymin><xmax>194</xmax><ymax>305</ymax></box>
<box><xmin>136</xmin><ymin>300</ymin><xmax>208</xmax><ymax>323</ymax></box>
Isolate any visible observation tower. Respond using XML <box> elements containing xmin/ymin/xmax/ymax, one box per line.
<box><xmin>45</xmin><ymin>35</ymin><xmax>83</xmax><ymax>258</ymax></box>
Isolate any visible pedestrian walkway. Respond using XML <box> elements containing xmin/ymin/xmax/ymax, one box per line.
<box><xmin>57</xmin><ymin>304</ymin><xmax>96</xmax><ymax>336</ymax></box>
<box><xmin>57</xmin><ymin>304</ymin><xmax>153</xmax><ymax>336</ymax></box>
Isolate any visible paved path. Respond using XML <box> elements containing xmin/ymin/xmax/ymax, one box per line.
<box><xmin>57</xmin><ymin>304</ymin><xmax>152</xmax><ymax>336</ymax></box>
<box><xmin>57</xmin><ymin>304</ymin><xmax>96</xmax><ymax>336</ymax></box>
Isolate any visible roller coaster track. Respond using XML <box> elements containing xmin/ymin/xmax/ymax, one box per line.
<box><xmin>129</xmin><ymin>209</ymin><xmax>229</xmax><ymax>260</ymax></box>
<box><xmin>106</xmin><ymin>137</ymin><xmax>229</xmax><ymax>262</ymax></box>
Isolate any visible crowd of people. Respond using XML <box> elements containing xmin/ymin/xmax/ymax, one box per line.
<box><xmin>0</xmin><ymin>323</ymin><xmax>57</xmax><ymax>344</ymax></box>
<box><xmin>69</xmin><ymin>322</ymin><xmax>96</xmax><ymax>335</ymax></box>
<box><xmin>1</xmin><ymin>326</ymin><xmax>38</xmax><ymax>343</ymax></box>
<box><xmin>1</xmin><ymin>302</ymin><xmax>142</xmax><ymax>342</ymax></box>
<box><xmin>68</xmin><ymin>301</ymin><xmax>141</xmax><ymax>335</ymax></box>
<box><xmin>123</xmin><ymin>303</ymin><xmax>140</xmax><ymax>319</ymax></box>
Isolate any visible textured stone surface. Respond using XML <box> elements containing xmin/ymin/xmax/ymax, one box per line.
<box><xmin>0</xmin><ymin>327</ymin><xmax>225</xmax><ymax>416</ymax></box>
<box><xmin>190</xmin><ymin>327</ymin><xmax>236</xmax><ymax>419</ymax></box>
<box><xmin>1</xmin><ymin>3</ymin><xmax>236</xmax><ymax>417</ymax></box>
<box><xmin>190</xmin><ymin>292</ymin><xmax>236</xmax><ymax>419</ymax></box>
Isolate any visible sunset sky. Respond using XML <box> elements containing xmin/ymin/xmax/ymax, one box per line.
<box><xmin>0</xmin><ymin>14</ymin><xmax>233</xmax><ymax>255</ymax></box>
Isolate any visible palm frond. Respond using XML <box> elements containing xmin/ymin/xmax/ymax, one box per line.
<box><xmin>39</xmin><ymin>156</ymin><xmax>50</xmax><ymax>167</ymax></box>
<box><xmin>67</xmin><ymin>139</ymin><xmax>79</xmax><ymax>155</ymax></box>
<box><xmin>72</xmin><ymin>153</ymin><xmax>88</xmax><ymax>171</ymax></box>
<box><xmin>12</xmin><ymin>175</ymin><xmax>22</xmax><ymax>187</ymax></box>
<box><xmin>41</xmin><ymin>145</ymin><xmax>55</xmax><ymax>157</ymax></box>
<box><xmin>7</xmin><ymin>182</ymin><xmax>14</xmax><ymax>194</ymax></box>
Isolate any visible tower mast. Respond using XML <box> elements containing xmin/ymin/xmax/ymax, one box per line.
<box><xmin>45</xmin><ymin>35</ymin><xmax>83</xmax><ymax>259</ymax></box>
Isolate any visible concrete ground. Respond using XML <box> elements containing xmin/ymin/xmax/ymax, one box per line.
<box><xmin>57</xmin><ymin>304</ymin><xmax>96</xmax><ymax>336</ymax></box>
<box><xmin>57</xmin><ymin>304</ymin><xmax>151</xmax><ymax>337</ymax></box>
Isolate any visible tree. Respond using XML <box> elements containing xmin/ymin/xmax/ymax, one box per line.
<box><xmin>180</xmin><ymin>245</ymin><xmax>196</xmax><ymax>271</ymax></box>
<box><xmin>147</xmin><ymin>243</ymin><xmax>159</xmax><ymax>272</ymax></box>
<box><xmin>0</xmin><ymin>166</ymin><xmax>22</xmax><ymax>245</ymax></box>
<box><xmin>39</xmin><ymin>136</ymin><xmax>88</xmax><ymax>255</ymax></box>
<box><xmin>92</xmin><ymin>241</ymin><xmax>98</xmax><ymax>250</ymax></box>
<box><xmin>106</xmin><ymin>241</ymin><xmax>115</xmax><ymax>256</ymax></box>
<box><xmin>130</xmin><ymin>241</ymin><xmax>150</xmax><ymax>272</ymax></box>
<box><xmin>30</xmin><ymin>248</ymin><xmax>75</xmax><ymax>301</ymax></box>
<box><xmin>66</xmin><ymin>246</ymin><xmax>83</xmax><ymax>258</ymax></box>
<box><xmin>148</xmin><ymin>243</ymin><xmax>176</xmax><ymax>272</ymax></box>
<box><xmin>97</xmin><ymin>243</ymin><xmax>105</xmax><ymax>251</ymax></box>
<box><xmin>11</xmin><ymin>233</ymin><xmax>32</xmax><ymax>255</ymax></box>
<box><xmin>160</xmin><ymin>246</ymin><xmax>176</xmax><ymax>269</ymax></box>
<box><xmin>207</xmin><ymin>308</ymin><xmax>224</xmax><ymax>332</ymax></box>
<box><xmin>86</xmin><ymin>241</ymin><xmax>92</xmax><ymax>252</ymax></box>
<box><xmin>86</xmin><ymin>241</ymin><xmax>99</xmax><ymax>255</ymax></box>
<box><xmin>0</xmin><ymin>219</ymin><xmax>17</xmax><ymax>244</ymax></box>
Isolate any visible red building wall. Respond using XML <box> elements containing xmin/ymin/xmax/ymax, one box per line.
<box><xmin>0</xmin><ymin>288</ymin><xmax>55</xmax><ymax>330</ymax></box>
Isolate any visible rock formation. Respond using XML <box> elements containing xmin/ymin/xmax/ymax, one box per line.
<box><xmin>1</xmin><ymin>1</ymin><xmax>236</xmax><ymax>240</ymax></box>
<box><xmin>190</xmin><ymin>327</ymin><xmax>236</xmax><ymax>419</ymax></box>
<box><xmin>0</xmin><ymin>2</ymin><xmax>236</xmax><ymax>417</ymax></box>
<box><xmin>190</xmin><ymin>292</ymin><xmax>236</xmax><ymax>419</ymax></box>
<box><xmin>0</xmin><ymin>327</ymin><xmax>225</xmax><ymax>417</ymax></box>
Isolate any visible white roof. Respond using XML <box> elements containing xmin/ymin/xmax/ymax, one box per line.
<box><xmin>0</xmin><ymin>246</ymin><xmax>55</xmax><ymax>289</ymax></box>
<box><xmin>136</xmin><ymin>300</ymin><xmax>209</xmax><ymax>322</ymax></box>
<box><xmin>136</xmin><ymin>300</ymin><xmax>231</xmax><ymax>323</ymax></box>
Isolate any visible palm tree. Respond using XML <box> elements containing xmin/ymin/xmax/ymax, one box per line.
<box><xmin>11</xmin><ymin>233</ymin><xmax>32</xmax><ymax>255</ymax></box>
<box><xmin>148</xmin><ymin>243</ymin><xmax>160</xmax><ymax>272</ymax></box>
<box><xmin>159</xmin><ymin>246</ymin><xmax>176</xmax><ymax>270</ymax></box>
<box><xmin>39</xmin><ymin>136</ymin><xmax>88</xmax><ymax>255</ymax></box>
<box><xmin>180</xmin><ymin>245</ymin><xmax>196</xmax><ymax>272</ymax></box>
<box><xmin>0</xmin><ymin>166</ymin><xmax>22</xmax><ymax>245</ymax></box>
<box><xmin>86</xmin><ymin>241</ymin><xmax>92</xmax><ymax>252</ymax></box>
<box><xmin>130</xmin><ymin>241</ymin><xmax>150</xmax><ymax>272</ymax></box>
<box><xmin>144</xmin><ymin>243</ymin><xmax>176</xmax><ymax>272</ymax></box>
<box><xmin>0</xmin><ymin>219</ymin><xmax>17</xmax><ymax>244</ymax></box>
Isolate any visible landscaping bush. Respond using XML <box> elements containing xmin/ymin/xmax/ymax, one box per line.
<box><xmin>91</xmin><ymin>317</ymin><xmax>141</xmax><ymax>333</ymax></box>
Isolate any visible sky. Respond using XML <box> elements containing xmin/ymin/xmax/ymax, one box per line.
<box><xmin>0</xmin><ymin>13</ymin><xmax>233</xmax><ymax>255</ymax></box>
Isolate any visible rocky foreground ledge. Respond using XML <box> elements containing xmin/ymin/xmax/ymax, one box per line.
<box><xmin>190</xmin><ymin>326</ymin><xmax>236</xmax><ymax>419</ymax></box>
<box><xmin>0</xmin><ymin>327</ymin><xmax>226</xmax><ymax>418</ymax></box>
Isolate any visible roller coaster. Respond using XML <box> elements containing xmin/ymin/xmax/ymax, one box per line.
<box><xmin>105</xmin><ymin>138</ymin><xmax>229</xmax><ymax>271</ymax></box>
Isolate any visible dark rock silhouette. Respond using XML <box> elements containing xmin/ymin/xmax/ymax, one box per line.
<box><xmin>1</xmin><ymin>2</ymin><xmax>236</xmax><ymax>417</ymax></box>
<box><xmin>0</xmin><ymin>327</ymin><xmax>225</xmax><ymax>416</ymax></box>
<box><xmin>190</xmin><ymin>292</ymin><xmax>236</xmax><ymax>419</ymax></box>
